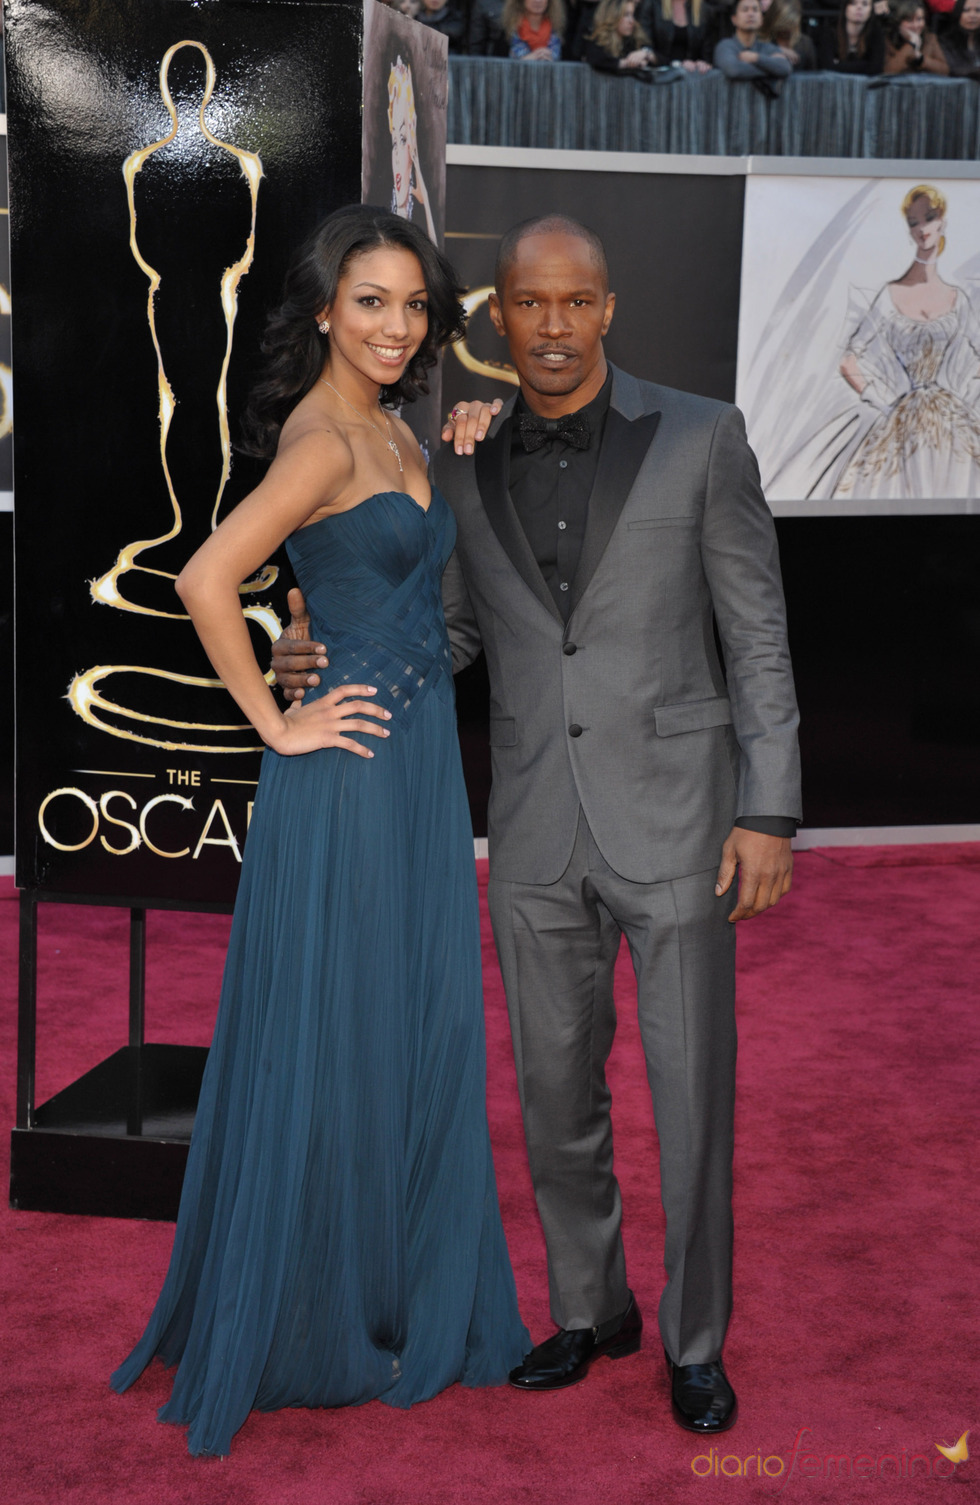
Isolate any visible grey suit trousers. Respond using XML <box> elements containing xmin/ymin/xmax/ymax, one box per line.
<box><xmin>488</xmin><ymin>809</ymin><xmax>737</xmax><ymax>1367</ymax></box>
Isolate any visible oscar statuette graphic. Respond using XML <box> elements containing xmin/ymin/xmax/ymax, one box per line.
<box><xmin>68</xmin><ymin>40</ymin><xmax>278</xmax><ymax>755</ymax></box>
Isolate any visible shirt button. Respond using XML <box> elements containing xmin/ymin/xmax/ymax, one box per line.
<box><xmin>563</xmin><ymin>643</ymin><xmax>577</xmax><ymax>655</ymax></box>
<box><xmin>558</xmin><ymin>520</ymin><xmax>567</xmax><ymax>530</ymax></box>
<box><xmin>568</xmin><ymin>724</ymin><xmax>583</xmax><ymax>737</ymax></box>
<box><xmin>559</xmin><ymin>459</ymin><xmax>568</xmax><ymax>469</ymax></box>
<box><xmin>559</xmin><ymin>581</ymin><xmax>569</xmax><ymax>592</ymax></box>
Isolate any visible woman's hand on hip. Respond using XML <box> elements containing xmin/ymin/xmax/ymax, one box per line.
<box><xmin>269</xmin><ymin>684</ymin><xmax>392</xmax><ymax>757</ymax></box>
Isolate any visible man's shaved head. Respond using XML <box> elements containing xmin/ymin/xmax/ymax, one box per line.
<box><xmin>494</xmin><ymin>215</ymin><xmax>609</xmax><ymax>293</ymax></box>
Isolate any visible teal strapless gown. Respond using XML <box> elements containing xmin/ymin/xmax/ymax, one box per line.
<box><xmin>111</xmin><ymin>490</ymin><xmax>529</xmax><ymax>1456</ymax></box>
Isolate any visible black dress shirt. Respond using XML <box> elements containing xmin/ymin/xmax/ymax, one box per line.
<box><xmin>506</xmin><ymin>372</ymin><xmax>796</xmax><ymax>841</ymax></box>
<box><xmin>509</xmin><ymin>373</ymin><xmax>611</xmax><ymax>621</ymax></box>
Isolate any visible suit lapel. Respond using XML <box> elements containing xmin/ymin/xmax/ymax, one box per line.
<box><xmin>475</xmin><ymin>414</ymin><xmax>563</xmax><ymax>623</ymax></box>
<box><xmin>568</xmin><ymin>405</ymin><xmax>661</xmax><ymax>617</ymax></box>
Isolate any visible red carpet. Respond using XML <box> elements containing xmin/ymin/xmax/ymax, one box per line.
<box><xmin>2</xmin><ymin>852</ymin><xmax>978</xmax><ymax>1503</ymax></box>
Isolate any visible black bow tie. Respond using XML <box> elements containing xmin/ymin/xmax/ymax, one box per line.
<box><xmin>518</xmin><ymin>410</ymin><xmax>591</xmax><ymax>453</ymax></box>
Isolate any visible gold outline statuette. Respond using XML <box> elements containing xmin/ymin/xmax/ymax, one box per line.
<box><xmin>70</xmin><ymin>41</ymin><xmax>276</xmax><ymax>753</ymax></box>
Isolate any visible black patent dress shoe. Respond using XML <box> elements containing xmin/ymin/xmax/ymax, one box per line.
<box><xmin>666</xmin><ymin>1352</ymin><xmax>737</xmax><ymax>1433</ymax></box>
<box><xmin>508</xmin><ymin>1293</ymin><xmax>642</xmax><ymax>1390</ymax></box>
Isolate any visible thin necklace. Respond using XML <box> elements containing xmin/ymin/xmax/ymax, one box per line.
<box><xmin>318</xmin><ymin>377</ymin><xmax>403</xmax><ymax>474</ymax></box>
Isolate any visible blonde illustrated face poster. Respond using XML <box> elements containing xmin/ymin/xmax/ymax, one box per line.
<box><xmin>736</xmin><ymin>173</ymin><xmax>980</xmax><ymax>516</ymax></box>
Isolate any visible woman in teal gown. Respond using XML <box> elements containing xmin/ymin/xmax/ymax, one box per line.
<box><xmin>110</xmin><ymin>206</ymin><xmax>528</xmax><ymax>1456</ymax></box>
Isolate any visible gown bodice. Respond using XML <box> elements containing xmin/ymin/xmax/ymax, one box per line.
<box><xmin>285</xmin><ymin>489</ymin><xmax>456</xmax><ymax>730</ymax></box>
<box><xmin>884</xmin><ymin>302</ymin><xmax>960</xmax><ymax>391</ymax></box>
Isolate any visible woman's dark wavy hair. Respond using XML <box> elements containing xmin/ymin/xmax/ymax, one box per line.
<box><xmin>240</xmin><ymin>204</ymin><xmax>466</xmax><ymax>458</ymax></box>
<box><xmin>836</xmin><ymin>0</ymin><xmax>875</xmax><ymax>58</ymax></box>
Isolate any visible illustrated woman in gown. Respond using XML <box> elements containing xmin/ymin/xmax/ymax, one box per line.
<box><xmin>835</xmin><ymin>183</ymin><xmax>980</xmax><ymax>499</ymax></box>
<box><xmin>110</xmin><ymin>204</ymin><xmax>529</xmax><ymax>1456</ymax></box>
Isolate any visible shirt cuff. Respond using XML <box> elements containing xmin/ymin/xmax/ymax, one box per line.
<box><xmin>733</xmin><ymin>816</ymin><xmax>798</xmax><ymax>838</ymax></box>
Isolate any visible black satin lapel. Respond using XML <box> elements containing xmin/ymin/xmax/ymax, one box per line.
<box><xmin>475</xmin><ymin>417</ymin><xmax>563</xmax><ymax>622</ymax></box>
<box><xmin>569</xmin><ymin>408</ymin><xmax>662</xmax><ymax>615</ymax></box>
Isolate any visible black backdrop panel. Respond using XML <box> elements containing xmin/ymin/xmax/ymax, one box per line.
<box><xmin>0</xmin><ymin>131</ymin><xmax>10</xmax><ymax>498</ymax></box>
<box><xmin>1</xmin><ymin>88</ymin><xmax>11</xmax><ymax>858</ymax></box>
<box><xmin>777</xmin><ymin>516</ymin><xmax>980</xmax><ymax>828</ymax></box>
<box><xmin>0</xmin><ymin>514</ymin><xmax>11</xmax><ymax>859</ymax></box>
<box><xmin>8</xmin><ymin>0</ymin><xmax>364</xmax><ymax>903</ymax></box>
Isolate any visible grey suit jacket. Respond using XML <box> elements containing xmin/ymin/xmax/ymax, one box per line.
<box><xmin>432</xmin><ymin>364</ymin><xmax>801</xmax><ymax>886</ymax></box>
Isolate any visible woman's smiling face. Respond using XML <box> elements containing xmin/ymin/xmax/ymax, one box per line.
<box><xmin>321</xmin><ymin>245</ymin><xmax>429</xmax><ymax>388</ymax></box>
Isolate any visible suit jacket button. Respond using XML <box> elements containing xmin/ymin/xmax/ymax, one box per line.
<box><xmin>568</xmin><ymin>724</ymin><xmax>583</xmax><ymax>737</ymax></box>
<box><xmin>563</xmin><ymin>643</ymin><xmax>577</xmax><ymax>656</ymax></box>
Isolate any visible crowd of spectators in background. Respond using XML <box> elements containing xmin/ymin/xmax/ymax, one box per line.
<box><xmin>381</xmin><ymin>0</ymin><xmax>980</xmax><ymax>84</ymax></box>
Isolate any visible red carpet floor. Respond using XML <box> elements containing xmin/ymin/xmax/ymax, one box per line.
<box><xmin>1</xmin><ymin>850</ymin><xmax>978</xmax><ymax>1504</ymax></box>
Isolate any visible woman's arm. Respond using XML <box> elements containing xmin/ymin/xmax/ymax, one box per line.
<box><xmin>584</xmin><ymin>39</ymin><xmax>624</xmax><ymax>70</ymax></box>
<box><xmin>176</xmin><ymin>428</ymin><xmax>390</xmax><ymax>757</ymax></box>
<box><xmin>584</xmin><ymin>38</ymin><xmax>654</xmax><ymax>70</ymax></box>
<box><xmin>839</xmin><ymin>350</ymin><xmax>868</xmax><ymax>394</ymax></box>
<box><xmin>922</xmin><ymin>31</ymin><xmax>950</xmax><ymax>73</ymax></box>
<box><xmin>883</xmin><ymin>36</ymin><xmax>917</xmax><ymax>72</ymax></box>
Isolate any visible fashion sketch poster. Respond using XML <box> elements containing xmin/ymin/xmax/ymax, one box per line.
<box><xmin>736</xmin><ymin>173</ymin><xmax>980</xmax><ymax>515</ymax></box>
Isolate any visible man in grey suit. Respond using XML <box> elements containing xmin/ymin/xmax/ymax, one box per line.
<box><xmin>276</xmin><ymin>215</ymin><xmax>800</xmax><ymax>1434</ymax></box>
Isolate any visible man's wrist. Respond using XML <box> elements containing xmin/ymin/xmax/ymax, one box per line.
<box><xmin>734</xmin><ymin>816</ymin><xmax>797</xmax><ymax>839</ymax></box>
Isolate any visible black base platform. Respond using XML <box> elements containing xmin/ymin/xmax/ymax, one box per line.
<box><xmin>10</xmin><ymin>1043</ymin><xmax>208</xmax><ymax>1220</ymax></box>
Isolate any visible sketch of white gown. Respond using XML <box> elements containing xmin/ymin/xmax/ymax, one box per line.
<box><xmin>752</xmin><ymin>280</ymin><xmax>980</xmax><ymax>504</ymax></box>
<box><xmin>834</xmin><ymin>287</ymin><xmax>980</xmax><ymax>500</ymax></box>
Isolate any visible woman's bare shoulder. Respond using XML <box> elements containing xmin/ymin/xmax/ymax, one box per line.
<box><xmin>268</xmin><ymin>400</ymin><xmax>357</xmax><ymax>512</ymax></box>
<box><xmin>280</xmin><ymin>388</ymin><xmax>352</xmax><ymax>449</ymax></box>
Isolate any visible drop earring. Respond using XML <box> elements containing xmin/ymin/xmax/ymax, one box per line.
<box><xmin>318</xmin><ymin>319</ymin><xmax>330</xmax><ymax>334</ymax></box>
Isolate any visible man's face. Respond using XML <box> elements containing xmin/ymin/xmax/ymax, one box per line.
<box><xmin>489</xmin><ymin>231</ymin><xmax>615</xmax><ymax>414</ymax></box>
<box><xmin>734</xmin><ymin>0</ymin><xmax>762</xmax><ymax>28</ymax></box>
